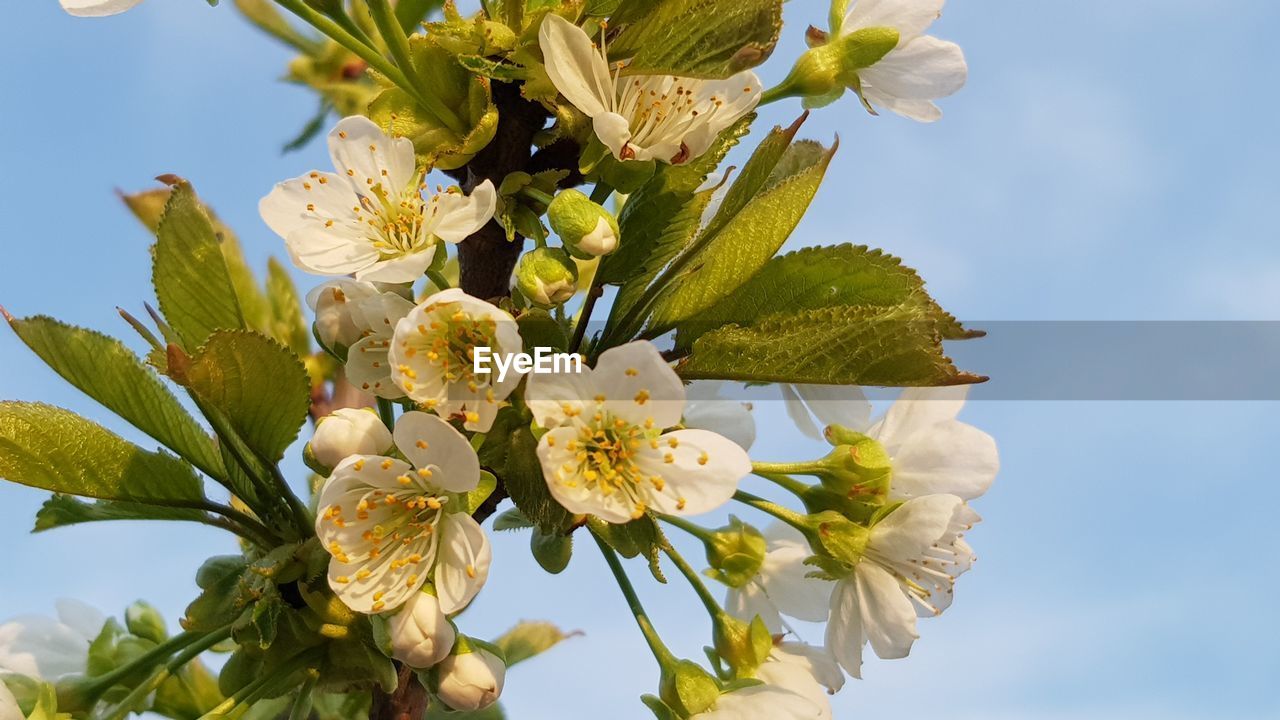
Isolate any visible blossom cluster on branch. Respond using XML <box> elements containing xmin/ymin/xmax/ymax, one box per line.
<box><xmin>2</xmin><ymin>1</ymin><xmax>990</xmax><ymax>719</ymax></box>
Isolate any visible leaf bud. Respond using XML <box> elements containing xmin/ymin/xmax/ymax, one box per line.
<box><xmin>702</xmin><ymin>517</ymin><xmax>767</xmax><ymax>589</ymax></box>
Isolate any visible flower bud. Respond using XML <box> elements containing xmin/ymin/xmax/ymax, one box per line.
<box><xmin>815</xmin><ymin>432</ymin><xmax>893</xmax><ymax>500</ymax></box>
<box><xmin>659</xmin><ymin>660</ymin><xmax>720</xmax><ymax>717</ymax></box>
<box><xmin>387</xmin><ymin>591</ymin><xmax>456</xmax><ymax>669</ymax></box>
<box><xmin>436</xmin><ymin>644</ymin><xmax>506</xmax><ymax>712</ymax></box>
<box><xmin>770</xmin><ymin>26</ymin><xmax>901</xmax><ymax>102</ymax></box>
<box><xmin>125</xmin><ymin>601</ymin><xmax>168</xmax><ymax>644</ymax></box>
<box><xmin>309</xmin><ymin>408</ymin><xmax>393</xmax><ymax>469</ymax></box>
<box><xmin>515</xmin><ymin>247</ymin><xmax>579</xmax><ymax>309</ymax></box>
<box><xmin>547</xmin><ymin>190</ymin><xmax>621</xmax><ymax>258</ymax></box>
<box><xmin>308</xmin><ymin>281</ymin><xmax>375</xmax><ymax>351</ymax></box>
<box><xmin>703</xmin><ymin>517</ymin><xmax>766</xmax><ymax>589</ymax></box>
<box><xmin>712</xmin><ymin>614</ymin><xmax>772</xmax><ymax>677</ymax></box>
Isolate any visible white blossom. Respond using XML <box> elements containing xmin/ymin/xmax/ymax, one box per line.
<box><xmin>260</xmin><ymin>116</ymin><xmax>496</xmax><ymax>283</ymax></box>
<box><xmin>0</xmin><ymin>599</ymin><xmax>103</xmax><ymax>680</ymax></box>
<box><xmin>781</xmin><ymin>384</ymin><xmax>871</xmax><ymax>442</ymax></box>
<box><xmin>841</xmin><ymin>0</ymin><xmax>968</xmax><ymax>122</ymax></box>
<box><xmin>310</xmin><ymin>408</ymin><xmax>394</xmax><ymax>470</ymax></box>
<box><xmin>316</xmin><ymin>412</ymin><xmax>491</xmax><ymax>615</ymax></box>
<box><xmin>435</xmin><ymin>648</ymin><xmax>505</xmax><ymax>712</ymax></box>
<box><xmin>387</xmin><ymin>289</ymin><xmax>525</xmax><ymax>433</ymax></box>
<box><xmin>0</xmin><ymin>682</ymin><xmax>21</xmax><ymax>720</ymax></box>
<box><xmin>527</xmin><ymin>341</ymin><xmax>751</xmax><ymax>524</ymax></box>
<box><xmin>60</xmin><ymin>0</ymin><xmax>143</xmax><ymax>17</ymax></box>
<box><xmin>825</xmin><ymin>494</ymin><xmax>979</xmax><ymax>678</ymax></box>
<box><xmin>688</xmin><ymin>682</ymin><xmax>821</xmax><ymax>720</ymax></box>
<box><xmin>867</xmin><ymin>386</ymin><xmax>998</xmax><ymax>501</ymax></box>
<box><xmin>387</xmin><ymin>591</ymin><xmax>456</xmax><ymax>669</ymax></box>
<box><xmin>308</xmin><ymin>280</ymin><xmax>415</xmax><ymax>399</ymax></box>
<box><xmin>539</xmin><ymin>14</ymin><xmax>761</xmax><ymax>165</ymax></box>
<box><xmin>683</xmin><ymin>381</ymin><xmax>756</xmax><ymax>451</ymax></box>
<box><xmin>725</xmin><ymin>523</ymin><xmax>833</xmax><ymax>633</ymax></box>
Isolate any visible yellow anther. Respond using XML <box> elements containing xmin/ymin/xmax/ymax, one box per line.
<box><xmin>667</xmin><ymin>437</ymin><xmax>679</xmax><ymax>449</ymax></box>
<box><xmin>697</xmin><ymin>452</ymin><xmax>709</xmax><ymax>466</ymax></box>
<box><xmin>380</xmin><ymin>459</ymin><xmax>394</xmax><ymax>470</ymax></box>
<box><xmin>634</xmin><ymin>390</ymin><xmax>650</xmax><ymax>405</ymax></box>
<box><xmin>625</xmin><ymin>367</ymin><xmax>638</xmax><ymax>377</ymax></box>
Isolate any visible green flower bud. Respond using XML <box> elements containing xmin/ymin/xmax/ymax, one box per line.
<box><xmin>515</xmin><ymin>247</ymin><xmax>579</xmax><ymax>308</ymax></box>
<box><xmin>125</xmin><ymin>601</ymin><xmax>168</xmax><ymax>644</ymax></box>
<box><xmin>769</xmin><ymin>26</ymin><xmax>901</xmax><ymax>102</ymax></box>
<box><xmin>805</xmin><ymin>511</ymin><xmax>871</xmax><ymax>577</ymax></box>
<box><xmin>703</xmin><ymin>517</ymin><xmax>767</xmax><ymax>589</ymax></box>
<box><xmin>547</xmin><ymin>190</ymin><xmax>621</xmax><ymax>258</ymax></box>
<box><xmin>659</xmin><ymin>660</ymin><xmax>720</xmax><ymax>718</ymax></box>
<box><xmin>814</xmin><ymin>431</ymin><xmax>893</xmax><ymax>501</ymax></box>
<box><xmin>711</xmin><ymin>614</ymin><xmax>772</xmax><ymax>678</ymax></box>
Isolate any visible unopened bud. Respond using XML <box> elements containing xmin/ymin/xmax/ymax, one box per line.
<box><xmin>387</xmin><ymin>590</ymin><xmax>456</xmax><ymax>669</ymax></box>
<box><xmin>703</xmin><ymin>517</ymin><xmax>766</xmax><ymax>589</ymax></box>
<box><xmin>547</xmin><ymin>190</ymin><xmax>621</xmax><ymax>258</ymax></box>
<box><xmin>125</xmin><ymin>600</ymin><xmax>168</xmax><ymax>644</ymax></box>
<box><xmin>308</xmin><ymin>280</ymin><xmax>377</xmax><ymax>351</ymax></box>
<box><xmin>712</xmin><ymin>614</ymin><xmax>772</xmax><ymax>677</ymax></box>
<box><xmin>436</xmin><ymin>642</ymin><xmax>506</xmax><ymax>712</ymax></box>
<box><xmin>770</xmin><ymin>26</ymin><xmax>901</xmax><ymax>102</ymax></box>
<box><xmin>659</xmin><ymin>660</ymin><xmax>720</xmax><ymax>717</ymax></box>
<box><xmin>309</xmin><ymin>408</ymin><xmax>393</xmax><ymax>469</ymax></box>
<box><xmin>814</xmin><ymin>430</ymin><xmax>892</xmax><ymax>500</ymax></box>
<box><xmin>515</xmin><ymin>247</ymin><xmax>579</xmax><ymax>309</ymax></box>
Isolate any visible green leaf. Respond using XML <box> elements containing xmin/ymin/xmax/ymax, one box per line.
<box><xmin>266</xmin><ymin>258</ymin><xmax>311</xmax><ymax>356</ymax></box>
<box><xmin>676</xmin><ymin>305</ymin><xmax>987</xmax><ymax>386</ymax></box>
<box><xmin>492</xmin><ymin>507</ymin><xmax>533</xmax><ymax>531</ymax></box>
<box><xmin>180</xmin><ymin>330</ymin><xmax>312</xmax><ymax>465</ymax></box>
<box><xmin>6</xmin><ymin>315</ymin><xmax>225</xmax><ymax>479</ymax></box>
<box><xmin>647</xmin><ymin>138</ymin><xmax>836</xmax><ymax>332</ymax></box>
<box><xmin>492</xmin><ymin>621</ymin><xmax>576</xmax><ymax>666</ymax></box>
<box><xmin>152</xmin><ymin>180</ymin><xmax>246</xmax><ymax>348</ymax></box>
<box><xmin>478</xmin><ymin>408</ymin><xmax>572</xmax><ymax>533</ymax></box>
<box><xmin>0</xmin><ymin>402</ymin><xmax>206</xmax><ymax>506</ymax></box>
<box><xmin>530</xmin><ymin>528</ymin><xmax>573</xmax><ymax>574</ymax></box>
<box><xmin>459</xmin><ymin>470</ymin><xmax>499</xmax><ymax>515</ymax></box>
<box><xmin>674</xmin><ymin>244</ymin><xmax>977</xmax><ymax>350</ymax></box>
<box><xmin>599</xmin><ymin>115</ymin><xmax>754</xmax><ymax>324</ymax></box>
<box><xmin>588</xmin><ymin>516</ymin><xmax>667</xmax><ymax>583</ymax></box>
<box><xmin>609</xmin><ymin>0</ymin><xmax>782</xmax><ymax>78</ymax></box>
<box><xmin>34</xmin><ymin>494</ymin><xmax>207</xmax><ymax>532</ymax></box>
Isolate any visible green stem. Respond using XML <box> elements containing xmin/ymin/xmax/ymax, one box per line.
<box><xmin>657</xmin><ymin>513</ymin><xmax>717</xmax><ymax>546</ymax></box>
<box><xmin>426</xmin><ymin>268</ymin><xmax>453</xmax><ymax>291</ymax></box>
<box><xmin>752</xmin><ymin>461</ymin><xmax>818</xmax><ymax>477</ymax></box>
<box><xmin>369</xmin><ymin>0</ymin><xmax>466</xmax><ymax>135</ymax></box>
<box><xmin>592</xmin><ymin>532</ymin><xmax>677</xmax><ymax>669</ymax></box>
<box><xmin>377</xmin><ymin>397</ymin><xmax>397</xmax><ymax>430</ymax></box>
<box><xmin>754</xmin><ymin>471</ymin><xmax>813</xmax><ymax>498</ymax></box>
<box><xmin>519</xmin><ymin>186</ymin><xmax>556</xmax><ymax>207</ymax></box>
<box><xmin>201</xmin><ymin>653</ymin><xmax>318</xmax><ymax>719</ymax></box>
<box><xmin>590</xmin><ymin>182</ymin><xmax>614</xmax><ymax>205</ymax></box>
<box><xmin>101</xmin><ymin>627</ymin><xmax>233</xmax><ymax>720</ymax></box>
<box><xmin>733</xmin><ymin>490</ymin><xmax>811</xmax><ymax>534</ymax></box>
<box><xmin>661</xmin><ymin>542</ymin><xmax>723</xmax><ymax>619</ymax></box>
<box><xmin>759</xmin><ymin>83</ymin><xmax>795</xmax><ymax>106</ymax></box>
<box><xmin>569</xmin><ymin>283</ymin><xmax>603</xmax><ymax>354</ymax></box>
<box><xmin>288</xmin><ymin>673</ymin><xmax>319</xmax><ymax>720</ymax></box>
<box><xmin>75</xmin><ymin>630</ymin><xmax>203</xmax><ymax>701</ymax></box>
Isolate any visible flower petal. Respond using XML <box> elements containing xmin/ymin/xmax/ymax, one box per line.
<box><xmin>429</xmin><ymin>181</ymin><xmax>498</xmax><ymax>244</ymax></box>
<box><xmin>854</xmin><ymin>563</ymin><xmax>919</xmax><ymax>660</ymax></box>
<box><xmin>346</xmin><ymin>335</ymin><xmax>399</xmax><ymax>399</ymax></box>
<box><xmin>596</xmin><ymin>341</ymin><xmax>686</xmax><ymax>429</ymax></box>
<box><xmin>284</xmin><ymin>225</ymin><xmax>380</xmax><ymax>277</ymax></box>
<box><xmin>868</xmin><ymin>493</ymin><xmax>963</xmax><ymax>561</ymax></box>
<box><xmin>593</xmin><ymin>113</ymin><xmax>634</xmax><ymax>160</ymax></box>
<box><xmin>794</xmin><ymin>384</ymin><xmax>872</xmax><ymax>434</ymax></box>
<box><xmin>843</xmin><ymin>0</ymin><xmax>945</xmax><ymax>42</ymax></box>
<box><xmin>259</xmin><ymin>172</ymin><xmax>359</xmax><ymax>241</ymax></box>
<box><xmin>539</xmin><ymin>14</ymin><xmax>612</xmax><ymax>117</ymax></box>
<box><xmin>435</xmin><ymin>512</ymin><xmax>493</xmax><ymax>613</ymax></box>
<box><xmin>394</xmin><ymin>412</ymin><xmax>481</xmax><ymax>493</ymax></box>
<box><xmin>770</xmin><ymin>642</ymin><xmax>846</xmax><ymax>694</ymax></box>
<box><xmin>758</xmin><ymin>541</ymin><xmax>834</xmax><ymax>623</ymax></box>
<box><xmin>682</xmin><ymin>394</ymin><xmax>756</xmax><ymax>451</ymax></box>
<box><xmin>694</xmin><ymin>682</ymin><xmax>821</xmax><ymax>720</ymax></box>
<box><xmin>638</xmin><ymin>429</ymin><xmax>749</xmax><ymax>516</ymax></box>
<box><xmin>756</xmin><ymin>661</ymin><xmax>833</xmax><ymax>720</ymax></box>
<box><xmin>327</xmin><ymin>116</ymin><xmax>417</xmax><ymax>196</ymax></box>
<box><xmin>60</xmin><ymin>0</ymin><xmax>143</xmax><ymax>17</ymax></box>
<box><xmin>724</xmin><ymin>581</ymin><xmax>784</xmax><ymax>633</ymax></box>
<box><xmin>824</xmin><ymin>579</ymin><xmax>866</xmax><ymax>679</ymax></box>
<box><xmin>861</xmin><ymin>35</ymin><xmax>967</xmax><ymax>101</ymax></box>
<box><xmin>355</xmin><ymin>248</ymin><xmax>437</xmax><ymax>284</ymax></box>
<box><xmin>869</xmin><ymin>386</ymin><xmax>996</xmax><ymax>500</ymax></box>
<box><xmin>525</xmin><ymin>362</ymin><xmax>594</xmax><ymax>429</ymax></box>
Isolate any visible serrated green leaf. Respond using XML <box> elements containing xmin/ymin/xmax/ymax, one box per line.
<box><xmin>492</xmin><ymin>621</ymin><xmax>575</xmax><ymax>666</ymax></box>
<box><xmin>530</xmin><ymin>527</ymin><xmax>573</xmax><ymax>574</ymax></box>
<box><xmin>0</xmin><ymin>402</ymin><xmax>206</xmax><ymax>507</ymax></box>
<box><xmin>676</xmin><ymin>305</ymin><xmax>986</xmax><ymax>386</ymax></box>
<box><xmin>588</xmin><ymin>516</ymin><xmax>667</xmax><ymax>582</ymax></box>
<box><xmin>182</xmin><ymin>330</ymin><xmax>312</xmax><ymax>465</ymax></box>
<box><xmin>34</xmin><ymin>494</ymin><xmax>207</xmax><ymax>532</ymax></box>
<box><xmin>492</xmin><ymin>507</ymin><xmax>533</xmax><ymax>531</ymax></box>
<box><xmin>479</xmin><ymin>408</ymin><xmax>572</xmax><ymax>533</ymax></box>
<box><xmin>647</xmin><ymin>139</ymin><xmax>836</xmax><ymax>332</ymax></box>
<box><xmin>6</xmin><ymin>315</ymin><xmax>225</xmax><ymax>479</ymax></box>
<box><xmin>674</xmin><ymin>244</ymin><xmax>976</xmax><ymax>349</ymax></box>
<box><xmin>609</xmin><ymin>0</ymin><xmax>782</xmax><ymax>79</ymax></box>
<box><xmin>152</xmin><ymin>181</ymin><xmax>246</xmax><ymax>348</ymax></box>
<box><xmin>266</xmin><ymin>258</ymin><xmax>311</xmax><ymax>356</ymax></box>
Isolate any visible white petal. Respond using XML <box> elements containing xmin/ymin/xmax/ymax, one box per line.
<box><xmin>428</xmin><ymin>181</ymin><xmax>498</xmax><ymax>244</ymax></box>
<box><xmin>782</xmin><ymin>385</ymin><xmax>824</xmax><ymax>441</ymax></box>
<box><xmin>394</xmin><ymin>412</ymin><xmax>481</xmax><ymax>493</ymax></box>
<box><xmin>0</xmin><ymin>681</ymin><xmax>22</xmax><ymax>720</ymax></box>
<box><xmin>886</xmin><ymin>421</ymin><xmax>997</xmax><ymax>500</ymax></box>
<box><xmin>678</xmin><ymin>72</ymin><xmax>763</xmax><ymax>161</ymax></box>
<box><xmin>54</xmin><ymin>599</ymin><xmax>104</xmax><ymax>642</ymax></box>
<box><xmin>695</xmin><ymin>682</ymin><xmax>821</xmax><ymax>720</ymax></box>
<box><xmin>868</xmin><ymin>493</ymin><xmax>963</xmax><ymax>561</ymax></box>
<box><xmin>327</xmin><ymin>116</ymin><xmax>417</xmax><ymax>197</ymax></box>
<box><xmin>724</xmin><ymin>582</ymin><xmax>784</xmax><ymax>633</ymax></box>
<box><xmin>843</xmin><ymin>0</ymin><xmax>944</xmax><ymax>41</ymax></box>
<box><xmin>435</xmin><ymin>512</ymin><xmax>493</xmax><ymax>614</ymax></box>
<box><xmin>284</xmin><ymin>225</ymin><xmax>380</xmax><ymax>277</ymax></box>
<box><xmin>770</xmin><ymin>642</ymin><xmax>846</xmax><ymax>694</ymax></box>
<box><xmin>682</xmin><ymin>396</ymin><xmax>756</xmax><ymax>451</ymax></box>
<box><xmin>60</xmin><ymin>0</ymin><xmax>143</xmax><ymax>16</ymax></box>
<box><xmin>794</xmin><ymin>384</ymin><xmax>873</xmax><ymax>434</ymax></box>
<box><xmin>539</xmin><ymin>14</ymin><xmax>612</xmax><ymax>117</ymax></box>
<box><xmin>861</xmin><ymin>35</ymin><xmax>967</xmax><ymax>101</ymax></box>
<box><xmin>824</xmin><ymin>579</ymin><xmax>865</xmax><ymax>679</ymax></box>
<box><xmin>637</xmin><ymin>429</ymin><xmax>749</xmax><ymax>516</ymax></box>
<box><xmin>854</xmin><ymin>563</ymin><xmax>919</xmax><ymax>660</ymax></box>
<box><xmin>861</xmin><ymin>91</ymin><xmax>943</xmax><ymax>122</ymax></box>
<box><xmin>346</xmin><ymin>335</ymin><xmax>400</xmax><ymax>399</ymax></box>
<box><xmin>525</xmin><ymin>363</ymin><xmax>594</xmax><ymax>429</ymax></box>
<box><xmin>259</xmin><ymin>172</ymin><xmax>359</xmax><ymax>241</ymax></box>
<box><xmin>596</xmin><ymin>341</ymin><xmax>685</xmax><ymax>429</ymax></box>
<box><xmin>356</xmin><ymin>248</ymin><xmax>437</xmax><ymax>284</ymax></box>
<box><xmin>756</xmin><ymin>662</ymin><xmax>832</xmax><ymax>720</ymax></box>
<box><xmin>593</xmin><ymin>113</ymin><xmax>635</xmax><ymax>161</ymax></box>
<box><xmin>758</xmin><ymin>542</ymin><xmax>834</xmax><ymax>623</ymax></box>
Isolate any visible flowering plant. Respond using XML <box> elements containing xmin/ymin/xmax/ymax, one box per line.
<box><xmin>1</xmin><ymin>0</ymin><xmax>994</xmax><ymax>718</ymax></box>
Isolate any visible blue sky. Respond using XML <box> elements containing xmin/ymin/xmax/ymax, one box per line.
<box><xmin>2</xmin><ymin>1</ymin><xmax>1279</xmax><ymax>718</ymax></box>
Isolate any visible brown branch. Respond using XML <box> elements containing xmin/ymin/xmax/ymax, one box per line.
<box><xmin>369</xmin><ymin>665</ymin><xmax>430</xmax><ymax>720</ymax></box>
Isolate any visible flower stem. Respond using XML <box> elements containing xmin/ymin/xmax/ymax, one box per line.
<box><xmin>519</xmin><ymin>186</ymin><xmax>556</xmax><ymax>207</ymax></box>
<box><xmin>661</xmin><ymin>541</ymin><xmax>723</xmax><ymax>619</ymax></box>
<box><xmin>590</xmin><ymin>182</ymin><xmax>614</xmax><ymax>206</ymax></box>
<box><xmin>71</xmin><ymin>630</ymin><xmax>203</xmax><ymax>703</ymax></box>
<box><xmin>751</xmin><ymin>461</ymin><xmax>818</xmax><ymax>477</ymax></box>
<box><xmin>657</xmin><ymin>513</ymin><xmax>717</xmax><ymax>546</ymax></box>
<box><xmin>289</xmin><ymin>673</ymin><xmax>319</xmax><ymax>720</ymax></box>
<box><xmin>732</xmin><ymin>490</ymin><xmax>811</xmax><ymax>534</ymax></box>
<box><xmin>592</xmin><ymin>531</ymin><xmax>678</xmax><ymax>670</ymax></box>
<box><xmin>100</xmin><ymin>626</ymin><xmax>233</xmax><ymax>720</ymax></box>
<box><xmin>753</xmin><ymin>470</ymin><xmax>813</xmax><ymax>498</ymax></box>
<box><xmin>365</xmin><ymin>0</ymin><xmax>466</xmax><ymax>135</ymax></box>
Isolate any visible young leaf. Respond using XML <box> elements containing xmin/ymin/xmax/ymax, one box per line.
<box><xmin>646</xmin><ymin>139</ymin><xmax>837</xmax><ymax>332</ymax></box>
<box><xmin>180</xmin><ymin>330</ymin><xmax>312</xmax><ymax>465</ymax></box>
<box><xmin>152</xmin><ymin>180</ymin><xmax>246</xmax><ymax>348</ymax></box>
<box><xmin>492</xmin><ymin>507</ymin><xmax>533</xmax><ymax>532</ymax></box>
<box><xmin>609</xmin><ymin>0</ymin><xmax>782</xmax><ymax>79</ymax></box>
<box><xmin>34</xmin><ymin>494</ymin><xmax>208</xmax><ymax>532</ymax></box>
<box><xmin>530</xmin><ymin>528</ymin><xmax>573</xmax><ymax>574</ymax></box>
<box><xmin>674</xmin><ymin>244</ymin><xmax>977</xmax><ymax>349</ymax></box>
<box><xmin>6</xmin><ymin>315</ymin><xmax>225</xmax><ymax>479</ymax></box>
<box><xmin>676</xmin><ymin>305</ymin><xmax>986</xmax><ymax>386</ymax></box>
<box><xmin>478</xmin><ymin>408</ymin><xmax>572</xmax><ymax>534</ymax></box>
<box><xmin>492</xmin><ymin>621</ymin><xmax>576</xmax><ymax>666</ymax></box>
<box><xmin>266</xmin><ymin>258</ymin><xmax>311</xmax><ymax>357</ymax></box>
<box><xmin>0</xmin><ymin>402</ymin><xmax>206</xmax><ymax>507</ymax></box>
